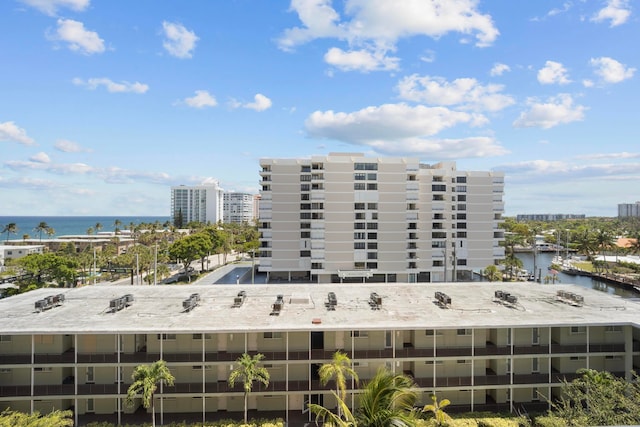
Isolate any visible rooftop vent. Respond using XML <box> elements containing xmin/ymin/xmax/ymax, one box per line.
<box><xmin>494</xmin><ymin>290</ymin><xmax>518</xmax><ymax>305</ymax></box>
<box><xmin>326</xmin><ymin>292</ymin><xmax>337</xmax><ymax>311</ymax></box>
<box><xmin>556</xmin><ymin>290</ymin><xmax>584</xmax><ymax>307</ymax></box>
<box><xmin>271</xmin><ymin>294</ymin><xmax>284</xmax><ymax>315</ymax></box>
<box><xmin>109</xmin><ymin>294</ymin><xmax>134</xmax><ymax>313</ymax></box>
<box><xmin>435</xmin><ymin>291</ymin><xmax>451</xmax><ymax>307</ymax></box>
<box><xmin>35</xmin><ymin>294</ymin><xmax>65</xmax><ymax>312</ymax></box>
<box><xmin>182</xmin><ymin>293</ymin><xmax>200</xmax><ymax>312</ymax></box>
<box><xmin>369</xmin><ymin>292</ymin><xmax>382</xmax><ymax>310</ymax></box>
<box><xmin>232</xmin><ymin>290</ymin><xmax>246</xmax><ymax>308</ymax></box>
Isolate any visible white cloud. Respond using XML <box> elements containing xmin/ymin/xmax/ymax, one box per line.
<box><xmin>244</xmin><ymin>94</ymin><xmax>273</xmax><ymax>112</ymax></box>
<box><xmin>420</xmin><ymin>49</ymin><xmax>436</xmax><ymax>63</ymax></box>
<box><xmin>575</xmin><ymin>151</ymin><xmax>640</xmax><ymax>160</ymax></box>
<box><xmin>324</xmin><ymin>47</ymin><xmax>399</xmax><ymax>72</ymax></box>
<box><xmin>162</xmin><ymin>21</ymin><xmax>198</xmax><ymax>59</ymax></box>
<box><xmin>0</xmin><ymin>121</ymin><xmax>35</xmax><ymax>145</ymax></box>
<box><xmin>30</xmin><ymin>152</ymin><xmax>50</xmax><ymax>163</ymax></box>
<box><xmin>513</xmin><ymin>94</ymin><xmax>586</xmax><ymax>129</ymax></box>
<box><xmin>490</xmin><ymin>63</ymin><xmax>510</xmax><ymax>76</ymax></box>
<box><xmin>72</xmin><ymin>77</ymin><xmax>149</xmax><ymax>93</ymax></box>
<box><xmin>396</xmin><ymin>74</ymin><xmax>515</xmax><ymax>112</ymax></box>
<box><xmin>590</xmin><ymin>56</ymin><xmax>635</xmax><ymax>83</ymax></box>
<box><xmin>278</xmin><ymin>0</ymin><xmax>499</xmax><ymax>72</ymax></box>
<box><xmin>20</xmin><ymin>0</ymin><xmax>89</xmax><ymax>16</ymax></box>
<box><xmin>582</xmin><ymin>79</ymin><xmax>594</xmax><ymax>88</ymax></box>
<box><xmin>537</xmin><ymin>61</ymin><xmax>571</xmax><ymax>85</ymax></box>
<box><xmin>54</xmin><ymin>139</ymin><xmax>91</xmax><ymax>152</ymax></box>
<box><xmin>182</xmin><ymin>90</ymin><xmax>217</xmax><ymax>108</ymax></box>
<box><xmin>303</xmin><ymin>103</ymin><xmax>507</xmax><ymax>158</ymax></box>
<box><xmin>5</xmin><ymin>160</ymin><xmax>93</xmax><ymax>174</ymax></box>
<box><xmin>591</xmin><ymin>0</ymin><xmax>631</xmax><ymax>27</ymax></box>
<box><xmin>50</xmin><ymin>18</ymin><xmax>104</xmax><ymax>55</ymax></box>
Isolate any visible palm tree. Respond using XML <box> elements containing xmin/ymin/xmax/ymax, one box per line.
<box><xmin>114</xmin><ymin>218</ymin><xmax>122</xmax><ymax>235</ymax></box>
<box><xmin>22</xmin><ymin>233</ymin><xmax>30</xmax><ymax>242</ymax></box>
<box><xmin>319</xmin><ymin>350</ymin><xmax>359</xmax><ymax>417</ymax></box>
<box><xmin>34</xmin><ymin>221</ymin><xmax>49</xmax><ymax>241</ymax></box>
<box><xmin>95</xmin><ymin>222</ymin><xmax>103</xmax><ymax>234</ymax></box>
<box><xmin>228</xmin><ymin>353</ymin><xmax>270</xmax><ymax>423</ymax></box>
<box><xmin>45</xmin><ymin>227</ymin><xmax>55</xmax><ymax>239</ymax></box>
<box><xmin>125</xmin><ymin>360</ymin><xmax>175</xmax><ymax>427</ymax></box>
<box><xmin>1</xmin><ymin>222</ymin><xmax>18</xmax><ymax>243</ymax></box>
<box><xmin>483</xmin><ymin>264</ymin><xmax>502</xmax><ymax>282</ymax></box>
<box><xmin>86</xmin><ymin>227</ymin><xmax>94</xmax><ymax>236</ymax></box>
<box><xmin>423</xmin><ymin>394</ymin><xmax>452</xmax><ymax>426</ymax></box>
<box><xmin>308</xmin><ymin>391</ymin><xmax>357</xmax><ymax>427</ymax></box>
<box><xmin>355</xmin><ymin>368</ymin><xmax>419</xmax><ymax>427</ymax></box>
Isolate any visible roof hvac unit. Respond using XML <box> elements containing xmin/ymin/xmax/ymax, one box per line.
<box><xmin>369</xmin><ymin>292</ymin><xmax>382</xmax><ymax>310</ymax></box>
<box><xmin>435</xmin><ymin>291</ymin><xmax>451</xmax><ymax>307</ymax></box>
<box><xmin>35</xmin><ymin>294</ymin><xmax>65</xmax><ymax>312</ymax></box>
<box><xmin>271</xmin><ymin>294</ymin><xmax>284</xmax><ymax>315</ymax></box>
<box><xmin>233</xmin><ymin>290</ymin><xmax>246</xmax><ymax>308</ymax></box>
<box><xmin>182</xmin><ymin>293</ymin><xmax>200</xmax><ymax>312</ymax></box>
<box><xmin>556</xmin><ymin>290</ymin><xmax>584</xmax><ymax>307</ymax></box>
<box><xmin>109</xmin><ymin>294</ymin><xmax>134</xmax><ymax>313</ymax></box>
<box><xmin>326</xmin><ymin>292</ymin><xmax>337</xmax><ymax>311</ymax></box>
<box><xmin>494</xmin><ymin>290</ymin><xmax>518</xmax><ymax>305</ymax></box>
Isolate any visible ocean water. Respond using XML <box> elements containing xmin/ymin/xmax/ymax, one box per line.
<box><xmin>0</xmin><ymin>216</ymin><xmax>169</xmax><ymax>239</ymax></box>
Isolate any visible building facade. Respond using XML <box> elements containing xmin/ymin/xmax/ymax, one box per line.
<box><xmin>0</xmin><ymin>283</ymin><xmax>638</xmax><ymax>425</ymax></box>
<box><xmin>618</xmin><ymin>202</ymin><xmax>640</xmax><ymax>218</ymax></box>
<box><xmin>0</xmin><ymin>245</ymin><xmax>44</xmax><ymax>271</ymax></box>
<box><xmin>223</xmin><ymin>192</ymin><xmax>257</xmax><ymax>224</ymax></box>
<box><xmin>171</xmin><ymin>183</ymin><xmax>224</xmax><ymax>226</ymax></box>
<box><xmin>259</xmin><ymin>153</ymin><xmax>505</xmax><ymax>283</ymax></box>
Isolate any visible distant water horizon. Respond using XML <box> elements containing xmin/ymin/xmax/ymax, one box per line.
<box><xmin>0</xmin><ymin>216</ymin><xmax>170</xmax><ymax>239</ymax></box>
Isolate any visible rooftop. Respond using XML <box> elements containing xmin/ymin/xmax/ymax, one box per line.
<box><xmin>1</xmin><ymin>282</ymin><xmax>638</xmax><ymax>335</ymax></box>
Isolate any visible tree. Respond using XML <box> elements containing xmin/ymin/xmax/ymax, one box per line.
<box><xmin>483</xmin><ymin>264</ymin><xmax>502</xmax><ymax>282</ymax></box>
<box><xmin>354</xmin><ymin>368</ymin><xmax>419</xmax><ymax>427</ymax></box>
<box><xmin>168</xmin><ymin>232</ymin><xmax>212</xmax><ymax>282</ymax></box>
<box><xmin>125</xmin><ymin>360</ymin><xmax>175</xmax><ymax>427</ymax></box>
<box><xmin>114</xmin><ymin>218</ymin><xmax>122</xmax><ymax>234</ymax></box>
<box><xmin>86</xmin><ymin>227</ymin><xmax>94</xmax><ymax>236</ymax></box>
<box><xmin>0</xmin><ymin>409</ymin><xmax>73</xmax><ymax>426</ymax></box>
<box><xmin>2</xmin><ymin>222</ymin><xmax>18</xmax><ymax>243</ymax></box>
<box><xmin>423</xmin><ymin>394</ymin><xmax>452</xmax><ymax>426</ymax></box>
<box><xmin>308</xmin><ymin>391</ymin><xmax>357</xmax><ymax>427</ymax></box>
<box><xmin>228</xmin><ymin>352</ymin><xmax>270</xmax><ymax>423</ymax></box>
<box><xmin>546</xmin><ymin>369</ymin><xmax>640</xmax><ymax>426</ymax></box>
<box><xmin>95</xmin><ymin>222</ymin><xmax>103</xmax><ymax>234</ymax></box>
<box><xmin>16</xmin><ymin>253</ymin><xmax>79</xmax><ymax>288</ymax></box>
<box><xmin>319</xmin><ymin>350</ymin><xmax>359</xmax><ymax>417</ymax></box>
<box><xmin>33</xmin><ymin>221</ymin><xmax>49</xmax><ymax>241</ymax></box>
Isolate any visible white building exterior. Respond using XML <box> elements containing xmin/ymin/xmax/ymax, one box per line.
<box><xmin>171</xmin><ymin>183</ymin><xmax>224</xmax><ymax>226</ymax></box>
<box><xmin>0</xmin><ymin>245</ymin><xmax>44</xmax><ymax>271</ymax></box>
<box><xmin>223</xmin><ymin>192</ymin><xmax>256</xmax><ymax>224</ymax></box>
<box><xmin>618</xmin><ymin>201</ymin><xmax>640</xmax><ymax>218</ymax></box>
<box><xmin>258</xmin><ymin>153</ymin><xmax>505</xmax><ymax>283</ymax></box>
<box><xmin>0</xmin><ymin>283</ymin><xmax>638</xmax><ymax>425</ymax></box>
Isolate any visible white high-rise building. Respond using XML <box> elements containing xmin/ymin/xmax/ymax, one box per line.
<box><xmin>223</xmin><ymin>192</ymin><xmax>257</xmax><ymax>224</ymax></box>
<box><xmin>170</xmin><ymin>183</ymin><xmax>224</xmax><ymax>226</ymax></box>
<box><xmin>258</xmin><ymin>153</ymin><xmax>505</xmax><ymax>283</ymax></box>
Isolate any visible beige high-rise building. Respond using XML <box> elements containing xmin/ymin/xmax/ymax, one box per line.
<box><xmin>258</xmin><ymin>153</ymin><xmax>505</xmax><ymax>283</ymax></box>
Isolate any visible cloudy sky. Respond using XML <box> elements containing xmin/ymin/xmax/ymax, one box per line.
<box><xmin>0</xmin><ymin>0</ymin><xmax>637</xmax><ymax>216</ymax></box>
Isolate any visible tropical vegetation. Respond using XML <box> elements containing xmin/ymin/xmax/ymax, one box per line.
<box><xmin>228</xmin><ymin>352</ymin><xmax>271</xmax><ymax>424</ymax></box>
<box><xmin>125</xmin><ymin>360</ymin><xmax>175</xmax><ymax>427</ymax></box>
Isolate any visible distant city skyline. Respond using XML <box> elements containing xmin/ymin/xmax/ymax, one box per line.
<box><xmin>0</xmin><ymin>1</ymin><xmax>638</xmax><ymax>217</ymax></box>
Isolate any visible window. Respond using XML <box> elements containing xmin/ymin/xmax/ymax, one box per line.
<box><xmin>300</xmin><ymin>250</ymin><xmax>311</xmax><ymax>257</ymax></box>
<box><xmin>570</xmin><ymin>356</ymin><xmax>587</xmax><ymax>361</ymax></box>
<box><xmin>354</xmin><ymin>232</ymin><xmax>366</xmax><ymax>239</ymax></box>
<box><xmin>157</xmin><ymin>334</ymin><xmax>176</xmax><ymax>340</ymax></box>
<box><xmin>354</xmin><ymin>163</ymin><xmax>377</xmax><ymax>171</ymax></box>
<box><xmin>86</xmin><ymin>398</ymin><xmax>94</xmax><ymax>413</ymax></box>
<box><xmin>366</xmin><ymin>262</ymin><xmax>378</xmax><ymax>269</ymax></box>
<box><xmin>367</xmin><ymin>183</ymin><xmax>377</xmax><ymax>190</ymax></box>
<box><xmin>354</xmin><ymin>242</ymin><xmax>365</xmax><ymax>250</ymax></box>
<box><xmin>301</xmin><ymin>231</ymin><xmax>310</xmax><ymax>238</ymax></box>
<box><xmin>354</xmin><ymin>173</ymin><xmax>366</xmax><ymax>180</ymax></box>
<box><xmin>433</xmin><ymin>260</ymin><xmax>444</xmax><ymax>267</ymax></box>
<box><xmin>367</xmin><ymin>242</ymin><xmax>377</xmax><ymax>249</ymax></box>
<box><xmin>355</xmin><ymin>203</ymin><xmax>365</xmax><ymax>210</ymax></box>
<box><xmin>354</xmin><ymin>182</ymin><xmax>366</xmax><ymax>190</ymax></box>
<box><xmin>367</xmin><ymin>203</ymin><xmax>378</xmax><ymax>210</ymax></box>
<box><xmin>367</xmin><ymin>252</ymin><xmax>377</xmax><ymax>259</ymax></box>
<box><xmin>432</xmin><ymin>184</ymin><xmax>447</xmax><ymax>192</ymax></box>
<box><xmin>456</xmin><ymin>176</ymin><xmax>467</xmax><ymax>183</ymax></box>
<box><xmin>457</xmin><ymin>232</ymin><xmax>467</xmax><ymax>238</ymax></box>
<box><xmin>263</xmin><ymin>332</ymin><xmax>283</xmax><ymax>339</ymax></box>
<box><xmin>192</xmin><ymin>333</ymin><xmax>212</xmax><ymax>340</ymax></box>
<box><xmin>354</xmin><ymin>262</ymin><xmax>365</xmax><ymax>269</ymax></box>
<box><xmin>457</xmin><ymin>329</ymin><xmax>471</xmax><ymax>336</ymax></box>
<box><xmin>367</xmin><ymin>233</ymin><xmax>377</xmax><ymax>239</ymax></box>
<box><xmin>300</xmin><ymin>175</ymin><xmax>311</xmax><ymax>181</ymax></box>
<box><xmin>86</xmin><ymin>367</ymin><xmax>94</xmax><ymax>383</ymax></box>
<box><xmin>0</xmin><ymin>335</ymin><xmax>11</xmax><ymax>342</ymax></box>
<box><xmin>351</xmin><ymin>331</ymin><xmax>369</xmax><ymax>338</ymax></box>
<box><xmin>532</xmin><ymin>328</ymin><xmax>540</xmax><ymax>345</ymax></box>
<box><xmin>311</xmin><ymin>262</ymin><xmax>323</xmax><ymax>269</ymax></box>
<box><xmin>457</xmin><ymin>359</ymin><xmax>470</xmax><ymax>364</ymax></box>
<box><xmin>506</xmin><ymin>359</ymin><xmax>511</xmax><ymax>374</ymax></box>
<box><xmin>605</xmin><ymin>325</ymin><xmax>622</xmax><ymax>332</ymax></box>
<box><xmin>301</xmin><ymin>193</ymin><xmax>310</xmax><ymax>200</ymax></box>
<box><xmin>532</xmin><ymin>387</ymin><xmax>540</xmax><ymax>402</ymax></box>
<box><xmin>457</xmin><ymin>194</ymin><xmax>467</xmax><ymax>201</ymax></box>
<box><xmin>570</xmin><ymin>326</ymin><xmax>586</xmax><ymax>334</ymax></box>
<box><xmin>455</xmin><ymin>185</ymin><xmax>467</xmax><ymax>192</ymax></box>
<box><xmin>354</xmin><ymin>222</ymin><xmax>366</xmax><ymax>229</ymax></box>
<box><xmin>385</xmin><ymin>331</ymin><xmax>392</xmax><ymax>348</ymax></box>
<box><xmin>367</xmin><ymin>223</ymin><xmax>378</xmax><ymax>229</ymax></box>
<box><xmin>355</xmin><ymin>212</ymin><xmax>365</xmax><ymax>220</ymax></box>
<box><xmin>300</xmin><ymin>184</ymin><xmax>310</xmax><ymax>191</ymax></box>
<box><xmin>532</xmin><ymin>357</ymin><xmax>539</xmax><ymax>373</ymax></box>
<box><xmin>456</xmin><ymin>259</ymin><xmax>467</xmax><ymax>266</ymax></box>
<box><xmin>425</xmin><ymin>329</ymin><xmax>442</xmax><ymax>336</ymax></box>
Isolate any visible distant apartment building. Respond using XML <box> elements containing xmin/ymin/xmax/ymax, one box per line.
<box><xmin>170</xmin><ymin>183</ymin><xmax>224</xmax><ymax>226</ymax></box>
<box><xmin>618</xmin><ymin>202</ymin><xmax>640</xmax><ymax>218</ymax></box>
<box><xmin>258</xmin><ymin>153</ymin><xmax>505</xmax><ymax>283</ymax></box>
<box><xmin>0</xmin><ymin>245</ymin><xmax>44</xmax><ymax>271</ymax></box>
<box><xmin>516</xmin><ymin>214</ymin><xmax>586</xmax><ymax>222</ymax></box>
<box><xmin>223</xmin><ymin>192</ymin><xmax>257</xmax><ymax>224</ymax></box>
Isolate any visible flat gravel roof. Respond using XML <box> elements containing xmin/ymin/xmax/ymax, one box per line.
<box><xmin>1</xmin><ymin>282</ymin><xmax>638</xmax><ymax>335</ymax></box>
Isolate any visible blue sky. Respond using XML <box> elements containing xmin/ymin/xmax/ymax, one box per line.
<box><xmin>0</xmin><ymin>0</ymin><xmax>637</xmax><ymax>217</ymax></box>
